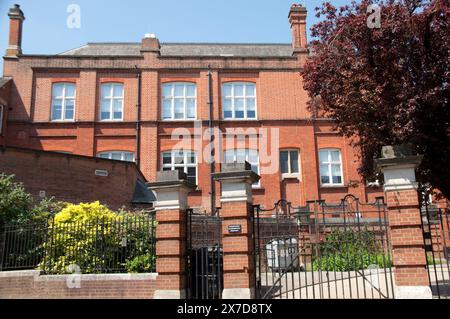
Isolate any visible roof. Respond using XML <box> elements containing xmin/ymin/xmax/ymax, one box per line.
<box><xmin>131</xmin><ymin>179</ymin><xmax>156</xmax><ymax>204</ymax></box>
<box><xmin>59</xmin><ymin>42</ymin><xmax>294</xmax><ymax>58</ymax></box>
<box><xmin>0</xmin><ymin>78</ymin><xmax>12</xmax><ymax>89</ymax></box>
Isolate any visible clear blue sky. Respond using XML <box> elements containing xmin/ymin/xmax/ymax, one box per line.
<box><xmin>0</xmin><ymin>0</ymin><xmax>348</xmax><ymax>73</ymax></box>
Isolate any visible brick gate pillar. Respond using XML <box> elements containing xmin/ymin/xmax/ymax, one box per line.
<box><xmin>213</xmin><ymin>162</ymin><xmax>260</xmax><ymax>299</ymax></box>
<box><xmin>148</xmin><ymin>170</ymin><xmax>196</xmax><ymax>299</ymax></box>
<box><xmin>375</xmin><ymin>145</ymin><xmax>432</xmax><ymax>299</ymax></box>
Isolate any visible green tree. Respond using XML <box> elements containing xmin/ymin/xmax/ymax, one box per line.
<box><xmin>0</xmin><ymin>174</ymin><xmax>33</xmax><ymax>225</ymax></box>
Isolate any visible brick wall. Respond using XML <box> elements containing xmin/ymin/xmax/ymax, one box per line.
<box><xmin>0</xmin><ymin>271</ymin><xmax>156</xmax><ymax>299</ymax></box>
<box><xmin>0</xmin><ymin>147</ymin><xmax>149</xmax><ymax>210</ymax></box>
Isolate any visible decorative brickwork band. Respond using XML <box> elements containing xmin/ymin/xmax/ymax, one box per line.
<box><xmin>148</xmin><ymin>170</ymin><xmax>196</xmax><ymax>299</ymax></box>
<box><xmin>375</xmin><ymin>145</ymin><xmax>432</xmax><ymax>299</ymax></box>
<box><xmin>213</xmin><ymin>162</ymin><xmax>260</xmax><ymax>299</ymax></box>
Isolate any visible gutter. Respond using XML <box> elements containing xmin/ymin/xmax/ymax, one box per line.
<box><xmin>135</xmin><ymin>67</ymin><xmax>142</xmax><ymax>168</ymax></box>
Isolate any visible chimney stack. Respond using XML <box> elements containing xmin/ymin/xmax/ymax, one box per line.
<box><xmin>141</xmin><ymin>33</ymin><xmax>160</xmax><ymax>54</ymax></box>
<box><xmin>6</xmin><ymin>4</ymin><xmax>25</xmax><ymax>58</ymax></box>
<box><xmin>288</xmin><ymin>3</ymin><xmax>307</xmax><ymax>53</ymax></box>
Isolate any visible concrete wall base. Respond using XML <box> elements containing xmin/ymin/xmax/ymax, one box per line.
<box><xmin>222</xmin><ymin>288</ymin><xmax>255</xmax><ymax>299</ymax></box>
<box><xmin>153</xmin><ymin>289</ymin><xmax>186</xmax><ymax>299</ymax></box>
<box><xmin>395</xmin><ymin>285</ymin><xmax>432</xmax><ymax>299</ymax></box>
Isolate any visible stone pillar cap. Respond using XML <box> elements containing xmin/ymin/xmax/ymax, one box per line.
<box><xmin>375</xmin><ymin>144</ymin><xmax>423</xmax><ymax>170</ymax></box>
<box><xmin>147</xmin><ymin>170</ymin><xmax>197</xmax><ymax>190</ymax></box>
<box><xmin>212</xmin><ymin>162</ymin><xmax>260</xmax><ymax>183</ymax></box>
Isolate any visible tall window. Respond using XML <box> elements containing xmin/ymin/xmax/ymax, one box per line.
<box><xmin>162</xmin><ymin>82</ymin><xmax>196</xmax><ymax>120</ymax></box>
<box><xmin>222</xmin><ymin>82</ymin><xmax>256</xmax><ymax>120</ymax></box>
<box><xmin>280</xmin><ymin>149</ymin><xmax>300</xmax><ymax>176</ymax></box>
<box><xmin>100</xmin><ymin>83</ymin><xmax>124</xmax><ymax>121</ymax></box>
<box><xmin>224</xmin><ymin>149</ymin><xmax>260</xmax><ymax>186</ymax></box>
<box><xmin>51</xmin><ymin>83</ymin><xmax>76</xmax><ymax>121</ymax></box>
<box><xmin>98</xmin><ymin>151</ymin><xmax>134</xmax><ymax>162</ymax></box>
<box><xmin>319</xmin><ymin>149</ymin><xmax>343</xmax><ymax>186</ymax></box>
<box><xmin>162</xmin><ymin>150</ymin><xmax>197</xmax><ymax>185</ymax></box>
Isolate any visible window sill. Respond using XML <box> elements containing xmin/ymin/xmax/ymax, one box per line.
<box><xmin>222</xmin><ymin>118</ymin><xmax>258</xmax><ymax>121</ymax></box>
<box><xmin>50</xmin><ymin>120</ymin><xmax>75</xmax><ymax>123</ymax></box>
<box><xmin>281</xmin><ymin>173</ymin><xmax>300</xmax><ymax>181</ymax></box>
<box><xmin>320</xmin><ymin>184</ymin><xmax>347</xmax><ymax>189</ymax></box>
<box><xmin>161</xmin><ymin>119</ymin><xmax>197</xmax><ymax>122</ymax></box>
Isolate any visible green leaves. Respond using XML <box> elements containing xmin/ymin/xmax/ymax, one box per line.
<box><xmin>312</xmin><ymin>229</ymin><xmax>392</xmax><ymax>271</ymax></box>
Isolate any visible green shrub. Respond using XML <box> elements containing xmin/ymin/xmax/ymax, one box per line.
<box><xmin>39</xmin><ymin>202</ymin><xmax>156</xmax><ymax>274</ymax></box>
<box><xmin>125</xmin><ymin>254</ymin><xmax>156</xmax><ymax>273</ymax></box>
<box><xmin>312</xmin><ymin>229</ymin><xmax>393</xmax><ymax>271</ymax></box>
<box><xmin>0</xmin><ymin>174</ymin><xmax>33</xmax><ymax>225</ymax></box>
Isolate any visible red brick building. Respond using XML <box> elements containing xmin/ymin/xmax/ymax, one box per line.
<box><xmin>2</xmin><ymin>3</ymin><xmax>384</xmax><ymax>212</ymax></box>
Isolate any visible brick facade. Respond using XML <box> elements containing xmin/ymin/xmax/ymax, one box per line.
<box><xmin>2</xmin><ymin>3</ymin><xmax>384</xmax><ymax>213</ymax></box>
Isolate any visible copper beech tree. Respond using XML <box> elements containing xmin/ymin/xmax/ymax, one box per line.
<box><xmin>302</xmin><ymin>0</ymin><xmax>449</xmax><ymax>198</ymax></box>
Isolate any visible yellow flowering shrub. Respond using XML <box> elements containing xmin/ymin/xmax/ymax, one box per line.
<box><xmin>40</xmin><ymin>202</ymin><xmax>156</xmax><ymax>274</ymax></box>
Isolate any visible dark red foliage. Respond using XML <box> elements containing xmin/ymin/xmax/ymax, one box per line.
<box><xmin>302</xmin><ymin>0</ymin><xmax>450</xmax><ymax>198</ymax></box>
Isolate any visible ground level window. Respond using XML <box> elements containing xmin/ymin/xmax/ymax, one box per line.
<box><xmin>98</xmin><ymin>151</ymin><xmax>134</xmax><ymax>162</ymax></box>
<box><xmin>319</xmin><ymin>149</ymin><xmax>343</xmax><ymax>186</ymax></box>
<box><xmin>280</xmin><ymin>149</ymin><xmax>300</xmax><ymax>177</ymax></box>
<box><xmin>161</xmin><ymin>150</ymin><xmax>197</xmax><ymax>185</ymax></box>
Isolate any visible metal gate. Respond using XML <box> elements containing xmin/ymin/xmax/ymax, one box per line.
<box><xmin>419</xmin><ymin>191</ymin><xmax>450</xmax><ymax>299</ymax></box>
<box><xmin>186</xmin><ymin>209</ymin><xmax>223</xmax><ymax>299</ymax></box>
<box><xmin>253</xmin><ymin>195</ymin><xmax>395</xmax><ymax>299</ymax></box>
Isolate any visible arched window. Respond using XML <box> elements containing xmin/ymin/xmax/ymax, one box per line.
<box><xmin>222</xmin><ymin>82</ymin><xmax>256</xmax><ymax>120</ymax></box>
<box><xmin>161</xmin><ymin>150</ymin><xmax>197</xmax><ymax>185</ymax></box>
<box><xmin>319</xmin><ymin>149</ymin><xmax>344</xmax><ymax>186</ymax></box>
<box><xmin>162</xmin><ymin>82</ymin><xmax>196</xmax><ymax>120</ymax></box>
<box><xmin>98</xmin><ymin>151</ymin><xmax>134</xmax><ymax>162</ymax></box>
<box><xmin>51</xmin><ymin>83</ymin><xmax>76</xmax><ymax>121</ymax></box>
<box><xmin>100</xmin><ymin>83</ymin><xmax>124</xmax><ymax>121</ymax></box>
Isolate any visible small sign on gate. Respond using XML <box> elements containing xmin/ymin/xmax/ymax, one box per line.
<box><xmin>228</xmin><ymin>225</ymin><xmax>242</xmax><ymax>234</ymax></box>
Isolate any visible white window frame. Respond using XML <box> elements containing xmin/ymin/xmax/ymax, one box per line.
<box><xmin>319</xmin><ymin>149</ymin><xmax>344</xmax><ymax>187</ymax></box>
<box><xmin>223</xmin><ymin>149</ymin><xmax>260</xmax><ymax>187</ymax></box>
<box><xmin>222</xmin><ymin>82</ymin><xmax>257</xmax><ymax>120</ymax></box>
<box><xmin>51</xmin><ymin>83</ymin><xmax>76</xmax><ymax>122</ymax></box>
<box><xmin>161</xmin><ymin>150</ymin><xmax>198</xmax><ymax>185</ymax></box>
<box><xmin>162</xmin><ymin>82</ymin><xmax>197</xmax><ymax>121</ymax></box>
<box><xmin>98</xmin><ymin>151</ymin><xmax>135</xmax><ymax>162</ymax></box>
<box><xmin>280</xmin><ymin>149</ymin><xmax>301</xmax><ymax>179</ymax></box>
<box><xmin>100</xmin><ymin>83</ymin><xmax>124</xmax><ymax>122</ymax></box>
<box><xmin>0</xmin><ymin>105</ymin><xmax>3</xmax><ymax>135</ymax></box>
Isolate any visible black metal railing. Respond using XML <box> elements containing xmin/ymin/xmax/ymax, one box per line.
<box><xmin>0</xmin><ymin>213</ymin><xmax>156</xmax><ymax>274</ymax></box>
<box><xmin>186</xmin><ymin>209</ymin><xmax>223</xmax><ymax>299</ymax></box>
<box><xmin>420</xmin><ymin>200</ymin><xmax>450</xmax><ymax>299</ymax></box>
<box><xmin>253</xmin><ymin>196</ymin><xmax>395</xmax><ymax>299</ymax></box>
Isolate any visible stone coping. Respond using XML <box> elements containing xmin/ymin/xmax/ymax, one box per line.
<box><xmin>0</xmin><ymin>270</ymin><xmax>157</xmax><ymax>281</ymax></box>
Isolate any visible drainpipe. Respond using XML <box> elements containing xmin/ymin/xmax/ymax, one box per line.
<box><xmin>135</xmin><ymin>67</ymin><xmax>142</xmax><ymax>168</ymax></box>
<box><xmin>208</xmin><ymin>68</ymin><xmax>216</xmax><ymax>214</ymax></box>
